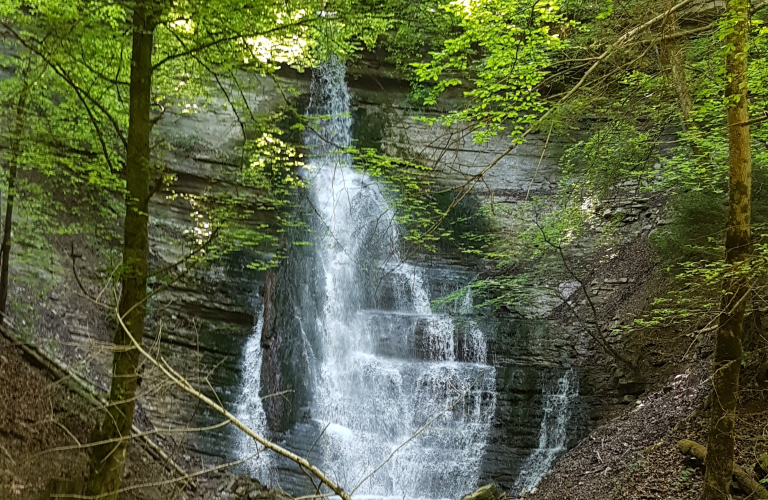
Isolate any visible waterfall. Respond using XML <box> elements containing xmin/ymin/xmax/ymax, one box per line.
<box><xmin>459</xmin><ymin>288</ymin><xmax>488</xmax><ymax>364</ymax></box>
<box><xmin>234</xmin><ymin>300</ymin><xmax>273</xmax><ymax>478</ymax></box>
<box><xmin>513</xmin><ymin>369</ymin><xmax>578</xmax><ymax>495</ymax></box>
<box><xmin>281</xmin><ymin>56</ymin><xmax>497</xmax><ymax>499</ymax></box>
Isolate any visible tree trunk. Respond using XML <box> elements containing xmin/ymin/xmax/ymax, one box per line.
<box><xmin>701</xmin><ymin>0</ymin><xmax>752</xmax><ymax>498</ymax></box>
<box><xmin>85</xmin><ymin>5</ymin><xmax>155</xmax><ymax>499</ymax></box>
<box><xmin>680</xmin><ymin>440</ymin><xmax>768</xmax><ymax>499</ymax></box>
<box><xmin>660</xmin><ymin>0</ymin><xmax>703</xmax><ymax>157</ymax></box>
<box><xmin>0</xmin><ymin>83</ymin><xmax>29</xmax><ymax>319</ymax></box>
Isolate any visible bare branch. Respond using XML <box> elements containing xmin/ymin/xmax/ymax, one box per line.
<box><xmin>112</xmin><ymin>302</ymin><xmax>353</xmax><ymax>500</ymax></box>
<box><xmin>51</xmin><ymin>453</ymin><xmax>259</xmax><ymax>499</ymax></box>
<box><xmin>533</xmin><ymin>219</ymin><xmax>637</xmax><ymax>370</ymax></box>
<box><xmin>152</xmin><ymin>18</ymin><xmax>318</xmax><ymax>71</ymax></box>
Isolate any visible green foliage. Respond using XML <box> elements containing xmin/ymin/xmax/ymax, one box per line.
<box><xmin>243</xmin><ymin>116</ymin><xmax>306</xmax><ymax>200</ymax></box>
<box><xmin>658</xmin><ymin>17</ymin><xmax>768</xmax><ymax>194</ymax></box>
<box><xmin>642</xmin><ymin>14</ymin><xmax>768</xmax><ymax>332</ymax></box>
<box><xmin>351</xmin><ymin>147</ymin><xmax>452</xmax><ymax>253</ymax></box>
<box><xmin>0</xmin><ymin>0</ymin><xmax>402</xmax><ymax>287</ymax></box>
<box><xmin>651</xmin><ymin>190</ymin><xmax>726</xmax><ymax>263</ymax></box>
<box><xmin>560</xmin><ymin>121</ymin><xmax>659</xmax><ymax>199</ymax></box>
<box><xmin>376</xmin><ymin>0</ymin><xmax>458</xmax><ymax>77</ymax></box>
<box><xmin>631</xmin><ymin>253</ymin><xmax>762</xmax><ymax>330</ymax></box>
<box><xmin>412</xmin><ymin>0</ymin><xmax>571</xmax><ymax>142</ymax></box>
<box><xmin>0</xmin><ymin>44</ymin><xmax>127</xmax><ymax>278</ymax></box>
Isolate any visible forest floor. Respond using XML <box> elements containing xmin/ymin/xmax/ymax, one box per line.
<box><xmin>529</xmin><ymin>363</ymin><xmax>768</xmax><ymax>500</ymax></box>
<box><xmin>525</xmin><ymin>195</ymin><xmax>768</xmax><ymax>500</ymax></box>
<box><xmin>0</xmin><ymin>333</ymin><xmax>288</xmax><ymax>500</ymax></box>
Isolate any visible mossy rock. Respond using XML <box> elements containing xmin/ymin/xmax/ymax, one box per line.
<box><xmin>462</xmin><ymin>484</ymin><xmax>500</xmax><ymax>500</ymax></box>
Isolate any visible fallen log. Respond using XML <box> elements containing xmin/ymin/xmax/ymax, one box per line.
<box><xmin>678</xmin><ymin>439</ymin><xmax>768</xmax><ymax>499</ymax></box>
<box><xmin>0</xmin><ymin>324</ymin><xmax>195</xmax><ymax>490</ymax></box>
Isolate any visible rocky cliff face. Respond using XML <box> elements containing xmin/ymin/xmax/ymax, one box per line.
<box><xmin>249</xmin><ymin>70</ymin><xmax>598</xmax><ymax>495</ymax></box>
<box><xmin>9</xmin><ymin>58</ymin><xmax>666</xmax><ymax>496</ymax></box>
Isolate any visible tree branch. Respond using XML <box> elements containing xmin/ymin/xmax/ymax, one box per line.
<box><xmin>0</xmin><ymin>22</ymin><xmax>128</xmax><ymax>151</ymax></box>
<box><xmin>152</xmin><ymin>18</ymin><xmax>318</xmax><ymax>71</ymax></box>
<box><xmin>112</xmin><ymin>301</ymin><xmax>353</xmax><ymax>500</ymax></box>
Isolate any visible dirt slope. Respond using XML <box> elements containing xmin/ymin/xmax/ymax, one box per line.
<box><xmin>0</xmin><ymin>334</ymin><xmax>289</xmax><ymax>500</ymax></box>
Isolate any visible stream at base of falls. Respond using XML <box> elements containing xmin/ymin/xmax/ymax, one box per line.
<box><xmin>231</xmin><ymin>57</ymin><xmax>579</xmax><ymax>500</ymax></box>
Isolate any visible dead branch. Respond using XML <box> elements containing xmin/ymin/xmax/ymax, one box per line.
<box><xmin>31</xmin><ymin>420</ymin><xmax>230</xmax><ymax>460</ymax></box>
<box><xmin>0</xmin><ymin>325</ymin><xmax>195</xmax><ymax>490</ymax></box>
<box><xmin>112</xmin><ymin>301</ymin><xmax>353</xmax><ymax>500</ymax></box>
<box><xmin>0</xmin><ymin>442</ymin><xmax>15</xmax><ymax>465</ymax></box>
<box><xmin>678</xmin><ymin>439</ymin><xmax>768</xmax><ymax>499</ymax></box>
<box><xmin>533</xmin><ymin>220</ymin><xmax>637</xmax><ymax>370</ymax></box>
<box><xmin>51</xmin><ymin>453</ymin><xmax>259</xmax><ymax>499</ymax></box>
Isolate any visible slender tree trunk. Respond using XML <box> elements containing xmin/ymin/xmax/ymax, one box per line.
<box><xmin>701</xmin><ymin>0</ymin><xmax>752</xmax><ymax>498</ymax></box>
<box><xmin>0</xmin><ymin>82</ymin><xmax>29</xmax><ymax>319</ymax></box>
<box><xmin>660</xmin><ymin>1</ymin><xmax>704</xmax><ymax>157</ymax></box>
<box><xmin>85</xmin><ymin>5</ymin><xmax>155</xmax><ymax>499</ymax></box>
<box><xmin>661</xmin><ymin>28</ymin><xmax>694</xmax><ymax>124</ymax></box>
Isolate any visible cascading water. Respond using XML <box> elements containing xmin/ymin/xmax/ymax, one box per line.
<box><xmin>234</xmin><ymin>300</ymin><xmax>273</xmax><ymax>479</ymax></box>
<box><xmin>234</xmin><ymin>56</ymin><xmax>497</xmax><ymax>499</ymax></box>
<box><xmin>226</xmin><ymin>56</ymin><xmax>587</xmax><ymax>498</ymax></box>
<box><xmin>301</xmin><ymin>56</ymin><xmax>496</xmax><ymax>500</ymax></box>
<box><xmin>513</xmin><ymin>369</ymin><xmax>578</xmax><ymax>495</ymax></box>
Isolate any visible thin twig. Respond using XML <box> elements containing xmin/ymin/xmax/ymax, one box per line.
<box><xmin>350</xmin><ymin>370</ymin><xmax>491</xmax><ymax>495</ymax></box>
<box><xmin>112</xmin><ymin>304</ymin><xmax>353</xmax><ymax>500</ymax></box>
<box><xmin>52</xmin><ymin>453</ymin><xmax>259</xmax><ymax>499</ymax></box>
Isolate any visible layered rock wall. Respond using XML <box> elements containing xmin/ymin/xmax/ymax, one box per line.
<box><xmin>8</xmin><ymin>57</ymin><xmax>667</xmax><ymax>494</ymax></box>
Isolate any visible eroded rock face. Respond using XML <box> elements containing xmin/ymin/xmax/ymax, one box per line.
<box><xmin>479</xmin><ymin>322</ymin><xmax>589</xmax><ymax>491</ymax></box>
<box><xmin>23</xmin><ymin>59</ymin><xmax>658</xmax><ymax>494</ymax></box>
<box><xmin>259</xmin><ymin>270</ymin><xmax>286</xmax><ymax>431</ymax></box>
<box><xmin>139</xmin><ymin>70</ymin><xmax>595</xmax><ymax>494</ymax></box>
<box><xmin>259</xmin><ymin>243</ymin><xmax>322</xmax><ymax>433</ymax></box>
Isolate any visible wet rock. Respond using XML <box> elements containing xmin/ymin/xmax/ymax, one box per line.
<box><xmin>462</xmin><ymin>483</ymin><xmax>501</xmax><ymax>500</ymax></box>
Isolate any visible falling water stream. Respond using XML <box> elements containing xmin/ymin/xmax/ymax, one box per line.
<box><xmin>513</xmin><ymin>369</ymin><xmax>578</xmax><ymax>495</ymax></box>
<box><xmin>233</xmin><ymin>57</ymin><xmax>578</xmax><ymax>499</ymax></box>
<box><xmin>296</xmin><ymin>56</ymin><xmax>496</xmax><ymax>500</ymax></box>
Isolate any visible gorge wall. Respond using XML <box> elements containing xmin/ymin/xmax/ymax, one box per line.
<box><xmin>9</xmin><ymin>54</ymin><xmax>666</xmax><ymax>498</ymax></box>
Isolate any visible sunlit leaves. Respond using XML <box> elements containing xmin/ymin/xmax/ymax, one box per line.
<box><xmin>560</xmin><ymin>120</ymin><xmax>658</xmax><ymax>199</ymax></box>
<box><xmin>412</xmin><ymin>0</ymin><xmax>571</xmax><ymax>142</ymax></box>
<box><xmin>0</xmin><ymin>0</ymin><xmax>399</xmax><ymax>276</ymax></box>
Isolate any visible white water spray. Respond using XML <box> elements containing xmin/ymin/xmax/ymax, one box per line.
<box><xmin>234</xmin><ymin>303</ymin><xmax>273</xmax><ymax>478</ymax></box>
<box><xmin>299</xmin><ymin>56</ymin><xmax>497</xmax><ymax>499</ymax></box>
<box><xmin>513</xmin><ymin>369</ymin><xmax>578</xmax><ymax>495</ymax></box>
<box><xmin>233</xmin><ymin>57</ymin><xmax>496</xmax><ymax>499</ymax></box>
